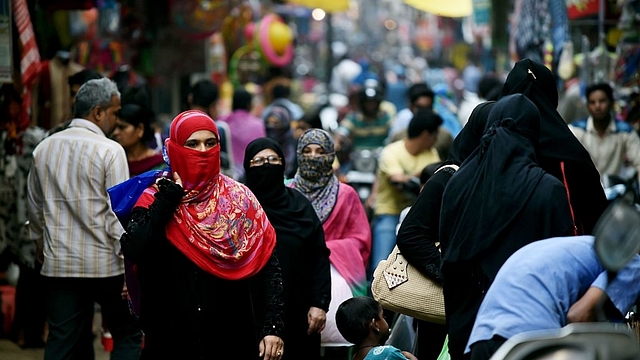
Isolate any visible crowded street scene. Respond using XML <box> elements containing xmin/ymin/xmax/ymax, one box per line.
<box><xmin>1</xmin><ymin>0</ymin><xmax>640</xmax><ymax>359</ymax></box>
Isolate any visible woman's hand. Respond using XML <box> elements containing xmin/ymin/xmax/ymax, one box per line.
<box><xmin>259</xmin><ymin>335</ymin><xmax>283</xmax><ymax>360</ymax></box>
<box><xmin>173</xmin><ymin>171</ymin><xmax>183</xmax><ymax>188</ymax></box>
<box><xmin>307</xmin><ymin>307</ymin><xmax>327</xmax><ymax>334</ymax></box>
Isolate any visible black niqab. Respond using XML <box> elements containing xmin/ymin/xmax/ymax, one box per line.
<box><xmin>500</xmin><ymin>58</ymin><xmax>607</xmax><ymax>234</ymax></box>
<box><xmin>441</xmin><ymin>94</ymin><xmax>546</xmax><ymax>264</ymax></box>
<box><xmin>244</xmin><ymin>138</ymin><xmax>320</xmax><ymax>245</ymax></box>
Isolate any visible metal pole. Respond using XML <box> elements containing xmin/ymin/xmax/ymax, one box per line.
<box><xmin>326</xmin><ymin>12</ymin><xmax>334</xmax><ymax>87</ymax></box>
<box><xmin>598</xmin><ymin>0</ymin><xmax>605</xmax><ymax>49</ymax></box>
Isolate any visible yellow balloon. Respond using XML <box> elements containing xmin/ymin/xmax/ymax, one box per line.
<box><xmin>269</xmin><ymin>21</ymin><xmax>293</xmax><ymax>55</ymax></box>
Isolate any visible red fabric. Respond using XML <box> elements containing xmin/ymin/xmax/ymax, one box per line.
<box><xmin>38</xmin><ymin>0</ymin><xmax>95</xmax><ymax>11</ymax></box>
<box><xmin>135</xmin><ymin>110</ymin><xmax>276</xmax><ymax>280</ymax></box>
<box><xmin>567</xmin><ymin>0</ymin><xmax>599</xmax><ymax>19</ymax></box>
<box><xmin>12</xmin><ymin>0</ymin><xmax>41</xmax><ymax>133</ymax></box>
<box><xmin>561</xmin><ymin>161</ymin><xmax>582</xmax><ymax>235</ymax></box>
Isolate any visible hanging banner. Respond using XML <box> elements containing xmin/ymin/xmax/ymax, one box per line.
<box><xmin>12</xmin><ymin>0</ymin><xmax>40</xmax><ymax>89</ymax></box>
<box><xmin>0</xmin><ymin>0</ymin><xmax>11</xmax><ymax>83</ymax></box>
<box><xmin>12</xmin><ymin>0</ymin><xmax>40</xmax><ymax>132</ymax></box>
<box><xmin>472</xmin><ymin>0</ymin><xmax>491</xmax><ymax>26</ymax></box>
<box><xmin>566</xmin><ymin>0</ymin><xmax>599</xmax><ymax>20</ymax></box>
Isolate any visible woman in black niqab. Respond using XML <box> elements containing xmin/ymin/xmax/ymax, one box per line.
<box><xmin>395</xmin><ymin>101</ymin><xmax>496</xmax><ymax>360</ymax></box>
<box><xmin>500</xmin><ymin>58</ymin><xmax>607</xmax><ymax>234</ymax></box>
<box><xmin>244</xmin><ymin>137</ymin><xmax>331</xmax><ymax>360</ymax></box>
<box><xmin>438</xmin><ymin>94</ymin><xmax>574</xmax><ymax>360</ymax></box>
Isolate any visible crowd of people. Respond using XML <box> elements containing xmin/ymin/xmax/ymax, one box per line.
<box><xmin>1</xmin><ymin>52</ymin><xmax>639</xmax><ymax>360</ymax></box>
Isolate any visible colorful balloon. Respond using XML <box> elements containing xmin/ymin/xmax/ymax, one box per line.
<box><xmin>256</xmin><ymin>14</ymin><xmax>294</xmax><ymax>67</ymax></box>
<box><xmin>268</xmin><ymin>21</ymin><xmax>293</xmax><ymax>55</ymax></box>
<box><xmin>244</xmin><ymin>22</ymin><xmax>256</xmax><ymax>42</ymax></box>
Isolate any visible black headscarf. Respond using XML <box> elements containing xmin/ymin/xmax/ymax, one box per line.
<box><xmin>445</xmin><ymin>101</ymin><xmax>496</xmax><ymax>166</ymax></box>
<box><xmin>441</xmin><ymin>94</ymin><xmax>546</xmax><ymax>264</ymax></box>
<box><xmin>500</xmin><ymin>58</ymin><xmax>607</xmax><ymax>234</ymax></box>
<box><xmin>243</xmin><ymin>137</ymin><xmax>321</xmax><ymax>244</ymax></box>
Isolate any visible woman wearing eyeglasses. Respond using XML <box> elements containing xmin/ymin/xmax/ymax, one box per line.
<box><xmin>120</xmin><ymin>111</ymin><xmax>285</xmax><ymax>360</ymax></box>
<box><xmin>244</xmin><ymin>137</ymin><xmax>331</xmax><ymax>360</ymax></box>
<box><xmin>288</xmin><ymin>128</ymin><xmax>372</xmax><ymax>346</ymax></box>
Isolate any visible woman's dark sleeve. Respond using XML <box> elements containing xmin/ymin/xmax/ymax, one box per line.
<box><xmin>120</xmin><ymin>179</ymin><xmax>183</xmax><ymax>264</ymax></box>
<box><xmin>396</xmin><ymin>172</ymin><xmax>449</xmax><ymax>284</ymax></box>
<box><xmin>310</xmin><ymin>220</ymin><xmax>331</xmax><ymax>312</ymax></box>
<box><xmin>259</xmin><ymin>252</ymin><xmax>285</xmax><ymax>339</ymax></box>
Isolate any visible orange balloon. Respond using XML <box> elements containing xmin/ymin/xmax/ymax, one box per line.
<box><xmin>268</xmin><ymin>21</ymin><xmax>293</xmax><ymax>55</ymax></box>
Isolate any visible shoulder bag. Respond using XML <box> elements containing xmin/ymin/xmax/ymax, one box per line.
<box><xmin>371</xmin><ymin>245</ymin><xmax>445</xmax><ymax>324</ymax></box>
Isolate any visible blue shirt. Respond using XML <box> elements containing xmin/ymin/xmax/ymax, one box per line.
<box><xmin>465</xmin><ymin>235</ymin><xmax>640</xmax><ymax>353</ymax></box>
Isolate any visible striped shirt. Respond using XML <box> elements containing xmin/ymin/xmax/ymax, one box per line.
<box><xmin>27</xmin><ymin>119</ymin><xmax>129</xmax><ymax>278</ymax></box>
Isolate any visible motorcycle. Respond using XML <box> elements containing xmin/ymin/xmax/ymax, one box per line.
<box><xmin>489</xmin><ymin>199</ymin><xmax>640</xmax><ymax>360</ymax></box>
<box><xmin>344</xmin><ymin>148</ymin><xmax>380</xmax><ymax>210</ymax></box>
<box><xmin>602</xmin><ymin>167</ymin><xmax>639</xmax><ymax>208</ymax></box>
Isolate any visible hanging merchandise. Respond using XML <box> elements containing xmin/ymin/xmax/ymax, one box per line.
<box><xmin>511</xmin><ymin>0</ymin><xmax>551</xmax><ymax>64</ymax></box>
<box><xmin>12</xmin><ymin>0</ymin><xmax>41</xmax><ymax>132</ymax></box>
<box><xmin>206</xmin><ymin>32</ymin><xmax>227</xmax><ymax>86</ymax></box>
<box><xmin>0</xmin><ymin>0</ymin><xmax>11</xmax><ymax>83</ymax></box>
<box><xmin>170</xmin><ymin>0</ymin><xmax>240</xmax><ymax>41</ymax></box>
<box><xmin>97</xmin><ymin>0</ymin><xmax>120</xmax><ymax>39</ymax></box>
<box><xmin>558</xmin><ymin>41</ymin><xmax>576</xmax><ymax>81</ymax></box>
<box><xmin>567</xmin><ymin>0</ymin><xmax>600</xmax><ymax>19</ymax></box>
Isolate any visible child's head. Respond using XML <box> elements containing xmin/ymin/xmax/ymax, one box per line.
<box><xmin>336</xmin><ymin>296</ymin><xmax>390</xmax><ymax>346</ymax></box>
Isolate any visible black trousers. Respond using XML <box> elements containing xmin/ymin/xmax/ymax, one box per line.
<box><xmin>44</xmin><ymin>275</ymin><xmax>142</xmax><ymax>360</ymax></box>
<box><xmin>415</xmin><ymin>319</ymin><xmax>448</xmax><ymax>360</ymax></box>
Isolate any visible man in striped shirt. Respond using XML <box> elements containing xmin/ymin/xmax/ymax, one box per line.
<box><xmin>27</xmin><ymin>78</ymin><xmax>142</xmax><ymax>359</ymax></box>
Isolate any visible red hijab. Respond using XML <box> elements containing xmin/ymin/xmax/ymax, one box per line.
<box><xmin>135</xmin><ymin>110</ymin><xmax>276</xmax><ymax>280</ymax></box>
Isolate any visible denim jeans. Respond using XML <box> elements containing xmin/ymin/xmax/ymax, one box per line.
<box><xmin>369</xmin><ymin>214</ymin><xmax>400</xmax><ymax>281</ymax></box>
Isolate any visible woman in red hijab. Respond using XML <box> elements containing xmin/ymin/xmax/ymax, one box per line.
<box><xmin>121</xmin><ymin>110</ymin><xmax>285</xmax><ymax>360</ymax></box>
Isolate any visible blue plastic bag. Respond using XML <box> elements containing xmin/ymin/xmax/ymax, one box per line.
<box><xmin>108</xmin><ymin>168</ymin><xmax>169</xmax><ymax>226</ymax></box>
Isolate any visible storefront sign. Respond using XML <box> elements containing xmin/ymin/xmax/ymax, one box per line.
<box><xmin>472</xmin><ymin>0</ymin><xmax>491</xmax><ymax>26</ymax></box>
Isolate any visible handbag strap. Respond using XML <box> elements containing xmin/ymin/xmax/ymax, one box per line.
<box><xmin>435</xmin><ymin>164</ymin><xmax>459</xmax><ymax>176</ymax></box>
<box><xmin>560</xmin><ymin>161</ymin><xmax>579</xmax><ymax>236</ymax></box>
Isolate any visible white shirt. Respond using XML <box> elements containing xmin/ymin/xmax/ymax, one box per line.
<box><xmin>569</xmin><ymin>116</ymin><xmax>640</xmax><ymax>179</ymax></box>
<box><xmin>27</xmin><ymin>119</ymin><xmax>129</xmax><ymax>278</ymax></box>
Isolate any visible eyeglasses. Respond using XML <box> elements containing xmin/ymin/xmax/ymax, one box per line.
<box><xmin>250</xmin><ymin>155</ymin><xmax>282</xmax><ymax>166</ymax></box>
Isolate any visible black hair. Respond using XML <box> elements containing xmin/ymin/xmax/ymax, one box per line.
<box><xmin>122</xmin><ymin>85</ymin><xmax>151</xmax><ymax>109</ymax></box>
<box><xmin>477</xmin><ymin>74</ymin><xmax>503</xmax><ymax>100</ymax></box>
<box><xmin>116</xmin><ymin>103</ymin><xmax>155</xmax><ymax>143</ymax></box>
<box><xmin>335</xmin><ymin>296</ymin><xmax>382</xmax><ymax>345</ymax></box>
<box><xmin>408</xmin><ymin>109</ymin><xmax>443</xmax><ymax>138</ymax></box>
<box><xmin>189</xmin><ymin>80</ymin><xmax>219</xmax><ymax>108</ymax></box>
<box><xmin>272</xmin><ymin>84</ymin><xmax>291</xmax><ymax>100</ymax></box>
<box><xmin>68</xmin><ymin>69</ymin><xmax>103</xmax><ymax>86</ymax></box>
<box><xmin>300</xmin><ymin>108</ymin><xmax>324</xmax><ymax>130</ymax></box>
<box><xmin>420</xmin><ymin>161</ymin><xmax>443</xmax><ymax>185</ymax></box>
<box><xmin>232</xmin><ymin>88</ymin><xmax>253</xmax><ymax>111</ymax></box>
<box><xmin>407</xmin><ymin>83</ymin><xmax>434</xmax><ymax>104</ymax></box>
<box><xmin>358</xmin><ymin>85</ymin><xmax>384</xmax><ymax>105</ymax></box>
<box><xmin>586</xmin><ymin>83</ymin><xmax>614</xmax><ymax>103</ymax></box>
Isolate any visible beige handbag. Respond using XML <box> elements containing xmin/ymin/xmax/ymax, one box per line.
<box><xmin>371</xmin><ymin>245</ymin><xmax>446</xmax><ymax>324</ymax></box>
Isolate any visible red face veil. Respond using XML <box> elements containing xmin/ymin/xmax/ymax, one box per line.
<box><xmin>165</xmin><ymin>110</ymin><xmax>221</xmax><ymax>201</ymax></box>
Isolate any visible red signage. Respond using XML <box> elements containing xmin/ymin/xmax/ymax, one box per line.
<box><xmin>12</xmin><ymin>0</ymin><xmax>40</xmax><ymax>90</ymax></box>
<box><xmin>567</xmin><ymin>0</ymin><xmax>600</xmax><ymax>20</ymax></box>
